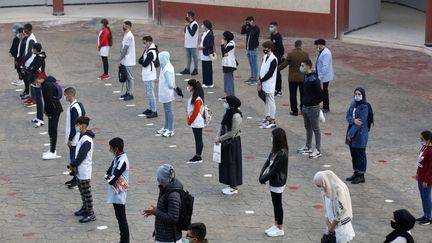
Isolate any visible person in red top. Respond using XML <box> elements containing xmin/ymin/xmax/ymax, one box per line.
<box><xmin>98</xmin><ymin>18</ymin><xmax>112</xmax><ymax>80</ymax></box>
<box><xmin>416</xmin><ymin>130</ymin><xmax>432</xmax><ymax>225</ymax></box>
<box><xmin>186</xmin><ymin>79</ymin><xmax>205</xmax><ymax>163</ymax></box>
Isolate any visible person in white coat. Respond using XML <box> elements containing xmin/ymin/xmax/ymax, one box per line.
<box><xmin>139</xmin><ymin>35</ymin><xmax>158</xmax><ymax>118</ymax></box>
<box><xmin>119</xmin><ymin>21</ymin><xmax>136</xmax><ymax>101</ymax></box>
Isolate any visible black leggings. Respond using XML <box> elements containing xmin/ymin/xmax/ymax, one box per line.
<box><xmin>48</xmin><ymin>114</ymin><xmax>60</xmax><ymax>153</ymax></box>
<box><xmin>113</xmin><ymin>203</ymin><xmax>130</xmax><ymax>243</ymax></box>
<box><xmin>271</xmin><ymin>191</ymin><xmax>284</xmax><ymax>225</ymax></box>
<box><xmin>101</xmin><ymin>56</ymin><xmax>109</xmax><ymax>75</ymax></box>
<box><xmin>192</xmin><ymin>128</ymin><xmax>203</xmax><ymax>156</ymax></box>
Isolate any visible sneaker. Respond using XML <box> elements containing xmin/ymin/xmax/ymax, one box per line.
<box><xmin>123</xmin><ymin>94</ymin><xmax>134</xmax><ymax>101</ymax></box>
<box><xmin>156</xmin><ymin>128</ymin><xmax>167</xmax><ymax>134</ymax></box>
<box><xmin>289</xmin><ymin>112</ymin><xmax>298</xmax><ymax>116</ymax></box>
<box><xmin>243</xmin><ymin>78</ymin><xmax>252</xmax><ymax>83</ymax></box>
<box><xmin>74</xmin><ymin>208</ymin><xmax>86</xmax><ymax>216</ymax></box>
<box><xmin>31</xmin><ymin>118</ymin><xmax>38</xmax><ymax>123</ymax></box>
<box><xmin>34</xmin><ymin>120</ymin><xmax>44</xmax><ymax>128</ymax></box>
<box><xmin>100</xmin><ymin>74</ymin><xmax>110</xmax><ymax>80</ymax></box>
<box><xmin>42</xmin><ymin>151</ymin><xmax>61</xmax><ymax>160</ymax></box>
<box><xmin>222</xmin><ymin>187</ymin><xmax>238</xmax><ymax>195</ymax></box>
<box><xmin>12</xmin><ymin>80</ymin><xmax>24</xmax><ymax>86</ymax></box>
<box><xmin>25</xmin><ymin>100</ymin><xmax>37</xmax><ymax>108</ymax></box>
<box><xmin>247</xmin><ymin>81</ymin><xmax>257</xmax><ymax>86</ymax></box>
<box><xmin>351</xmin><ymin>173</ymin><xmax>365</xmax><ymax>184</ymax></box>
<box><xmin>20</xmin><ymin>94</ymin><xmax>30</xmax><ymax>100</ymax></box>
<box><xmin>266</xmin><ymin>228</ymin><xmax>284</xmax><ymax>237</ymax></box>
<box><xmin>142</xmin><ymin>109</ymin><xmax>152</xmax><ymax>115</ymax></box>
<box><xmin>187</xmin><ymin>155</ymin><xmax>203</xmax><ymax>164</ymax></box>
<box><xmin>65</xmin><ymin>178</ymin><xmax>76</xmax><ymax>185</ymax></box>
<box><xmin>120</xmin><ymin>93</ymin><xmax>128</xmax><ymax>98</ymax></box>
<box><xmin>191</xmin><ymin>69</ymin><xmax>198</xmax><ymax>75</ymax></box>
<box><xmin>309</xmin><ymin>149</ymin><xmax>322</xmax><ymax>159</ymax></box>
<box><xmin>67</xmin><ymin>182</ymin><xmax>78</xmax><ymax>189</ymax></box>
<box><xmin>297</xmin><ymin>146</ymin><xmax>311</xmax><ymax>154</ymax></box>
<box><xmin>274</xmin><ymin>91</ymin><xmax>282</xmax><ymax>97</ymax></box>
<box><xmin>179</xmin><ymin>69</ymin><xmax>190</xmax><ymax>75</ymax></box>
<box><xmin>146</xmin><ymin>111</ymin><xmax>158</xmax><ymax>119</ymax></box>
<box><xmin>416</xmin><ymin>216</ymin><xmax>427</xmax><ymax>222</ymax></box>
<box><xmin>162</xmin><ymin>130</ymin><xmax>175</xmax><ymax>137</ymax></box>
<box><xmin>79</xmin><ymin>214</ymin><xmax>96</xmax><ymax>223</ymax></box>
<box><xmin>419</xmin><ymin>218</ymin><xmax>431</xmax><ymax>225</ymax></box>
<box><xmin>265</xmin><ymin>225</ymin><xmax>277</xmax><ymax>234</ymax></box>
<box><xmin>260</xmin><ymin>121</ymin><xmax>276</xmax><ymax>129</ymax></box>
<box><xmin>19</xmin><ymin>92</ymin><xmax>27</xmax><ymax>98</ymax></box>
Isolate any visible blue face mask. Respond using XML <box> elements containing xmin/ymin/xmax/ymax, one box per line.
<box><xmin>184</xmin><ymin>240</ymin><xmax>190</xmax><ymax>243</ymax></box>
<box><xmin>268</xmin><ymin>27</ymin><xmax>274</xmax><ymax>33</ymax></box>
<box><xmin>75</xmin><ymin>126</ymin><xmax>80</xmax><ymax>133</ymax></box>
<box><xmin>143</xmin><ymin>44</ymin><xmax>148</xmax><ymax>49</ymax></box>
<box><xmin>354</xmin><ymin>96</ymin><xmax>363</xmax><ymax>102</ymax></box>
<box><xmin>299</xmin><ymin>66</ymin><xmax>305</xmax><ymax>73</ymax></box>
<box><xmin>223</xmin><ymin>103</ymin><xmax>230</xmax><ymax>110</ymax></box>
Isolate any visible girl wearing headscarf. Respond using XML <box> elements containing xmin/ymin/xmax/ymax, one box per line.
<box><xmin>345</xmin><ymin>87</ymin><xmax>370</xmax><ymax>184</ymax></box>
<box><xmin>416</xmin><ymin>130</ymin><xmax>432</xmax><ymax>225</ymax></box>
<box><xmin>313</xmin><ymin>170</ymin><xmax>355</xmax><ymax>243</ymax></box>
<box><xmin>199</xmin><ymin>20</ymin><xmax>215</xmax><ymax>88</ymax></box>
<box><xmin>215</xmin><ymin>95</ymin><xmax>243</xmax><ymax>195</ymax></box>
<box><xmin>221</xmin><ymin>31</ymin><xmax>236</xmax><ymax>96</ymax></box>
<box><xmin>384</xmin><ymin>209</ymin><xmax>415</xmax><ymax>243</ymax></box>
<box><xmin>157</xmin><ymin>51</ymin><xmax>176</xmax><ymax>137</ymax></box>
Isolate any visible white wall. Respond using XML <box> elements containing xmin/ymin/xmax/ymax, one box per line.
<box><xmin>349</xmin><ymin>0</ymin><xmax>381</xmax><ymax>31</ymax></box>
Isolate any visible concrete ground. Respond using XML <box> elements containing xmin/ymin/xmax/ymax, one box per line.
<box><xmin>1</xmin><ymin>5</ymin><xmax>432</xmax><ymax>243</ymax></box>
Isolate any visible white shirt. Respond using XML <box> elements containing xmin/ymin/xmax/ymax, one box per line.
<box><xmin>260</xmin><ymin>53</ymin><xmax>278</xmax><ymax>94</ymax></box>
<box><xmin>200</xmin><ymin>30</ymin><xmax>211</xmax><ymax>61</ymax></box>
<box><xmin>141</xmin><ymin>43</ymin><xmax>157</xmax><ymax>81</ymax></box>
<box><xmin>184</xmin><ymin>20</ymin><xmax>199</xmax><ymax>48</ymax></box>
<box><xmin>158</xmin><ymin>62</ymin><xmax>175</xmax><ymax>103</ymax></box>
<box><xmin>120</xmin><ymin>31</ymin><xmax>136</xmax><ymax>66</ymax></box>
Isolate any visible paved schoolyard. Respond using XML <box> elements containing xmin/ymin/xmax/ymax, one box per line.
<box><xmin>0</xmin><ymin>18</ymin><xmax>432</xmax><ymax>243</ymax></box>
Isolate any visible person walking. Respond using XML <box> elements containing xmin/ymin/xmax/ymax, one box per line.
<box><xmin>269</xmin><ymin>21</ymin><xmax>284</xmax><ymax>97</ymax></box>
<box><xmin>97</xmin><ymin>18</ymin><xmax>112</xmax><ymax>80</ymax></box>
<box><xmin>345</xmin><ymin>87</ymin><xmax>370</xmax><ymax>184</ymax></box>
<box><xmin>215</xmin><ymin>96</ymin><xmax>243</xmax><ymax>195</ymax></box>
<box><xmin>241</xmin><ymin>16</ymin><xmax>260</xmax><ymax>85</ymax></box>
<box><xmin>313</xmin><ymin>170</ymin><xmax>355</xmax><ymax>243</ymax></box>
<box><xmin>199</xmin><ymin>20</ymin><xmax>214</xmax><ymax>88</ymax></box>
<box><xmin>186</xmin><ymin>79</ymin><xmax>205</xmax><ymax>164</ymax></box>
<box><xmin>415</xmin><ymin>130</ymin><xmax>432</xmax><ymax>226</ymax></box>
<box><xmin>139</xmin><ymin>35</ymin><xmax>158</xmax><ymax>118</ymax></box>
<box><xmin>279</xmin><ymin>40</ymin><xmax>309</xmax><ymax>116</ymax></box>
<box><xmin>259</xmin><ymin>128</ymin><xmax>288</xmax><ymax>237</ymax></box>
<box><xmin>314</xmin><ymin>39</ymin><xmax>334</xmax><ymax>113</ymax></box>
<box><xmin>221</xmin><ymin>31</ymin><xmax>237</xmax><ymax>96</ymax></box>
<box><xmin>180</xmin><ymin>11</ymin><xmax>199</xmax><ymax>76</ymax></box>
<box><xmin>297</xmin><ymin>59</ymin><xmax>322</xmax><ymax>159</ymax></box>
<box><xmin>119</xmin><ymin>21</ymin><xmax>136</xmax><ymax>101</ymax></box>
<box><xmin>384</xmin><ymin>209</ymin><xmax>415</xmax><ymax>243</ymax></box>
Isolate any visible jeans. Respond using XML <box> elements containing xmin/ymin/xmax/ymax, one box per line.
<box><xmin>303</xmin><ymin>106</ymin><xmax>321</xmax><ymax>151</ymax></box>
<box><xmin>32</xmin><ymin>86</ymin><xmax>44</xmax><ymax>121</ymax></box>
<box><xmin>224</xmin><ymin>71</ymin><xmax>235</xmax><ymax>96</ymax></box>
<box><xmin>271</xmin><ymin>192</ymin><xmax>284</xmax><ymax>225</ymax></box>
<box><xmin>163</xmin><ymin>102</ymin><xmax>173</xmax><ymax>131</ymax></box>
<box><xmin>192</xmin><ymin>128</ymin><xmax>203</xmax><ymax>156</ymax></box>
<box><xmin>144</xmin><ymin>80</ymin><xmax>157</xmax><ymax>112</ymax></box>
<box><xmin>101</xmin><ymin>56</ymin><xmax>109</xmax><ymax>75</ymax></box>
<box><xmin>349</xmin><ymin>146</ymin><xmax>367</xmax><ymax>173</ymax></box>
<box><xmin>185</xmin><ymin>48</ymin><xmax>198</xmax><ymax>71</ymax></box>
<box><xmin>125</xmin><ymin>66</ymin><xmax>134</xmax><ymax>94</ymax></box>
<box><xmin>289</xmin><ymin>82</ymin><xmax>303</xmax><ymax>114</ymax></box>
<box><xmin>322</xmin><ymin>82</ymin><xmax>330</xmax><ymax>111</ymax></box>
<box><xmin>418</xmin><ymin>182</ymin><xmax>432</xmax><ymax>219</ymax></box>
<box><xmin>246</xmin><ymin>49</ymin><xmax>258</xmax><ymax>80</ymax></box>
<box><xmin>48</xmin><ymin>114</ymin><xmax>60</xmax><ymax>153</ymax></box>
<box><xmin>264</xmin><ymin>92</ymin><xmax>276</xmax><ymax>119</ymax></box>
<box><xmin>113</xmin><ymin>203</ymin><xmax>130</xmax><ymax>243</ymax></box>
<box><xmin>202</xmin><ymin>60</ymin><xmax>213</xmax><ymax>86</ymax></box>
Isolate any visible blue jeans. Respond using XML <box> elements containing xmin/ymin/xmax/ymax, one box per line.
<box><xmin>31</xmin><ymin>86</ymin><xmax>43</xmax><ymax>121</ymax></box>
<box><xmin>418</xmin><ymin>181</ymin><xmax>432</xmax><ymax>219</ymax></box>
<box><xmin>246</xmin><ymin>48</ymin><xmax>258</xmax><ymax>81</ymax></box>
<box><xmin>144</xmin><ymin>81</ymin><xmax>156</xmax><ymax>112</ymax></box>
<box><xmin>349</xmin><ymin>146</ymin><xmax>367</xmax><ymax>173</ymax></box>
<box><xmin>185</xmin><ymin>48</ymin><xmax>198</xmax><ymax>71</ymax></box>
<box><xmin>163</xmin><ymin>102</ymin><xmax>173</xmax><ymax>131</ymax></box>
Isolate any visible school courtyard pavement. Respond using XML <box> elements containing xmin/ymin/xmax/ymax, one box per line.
<box><xmin>1</xmin><ymin>5</ymin><xmax>432</xmax><ymax>243</ymax></box>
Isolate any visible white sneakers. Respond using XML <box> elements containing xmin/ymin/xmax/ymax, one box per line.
<box><xmin>202</xmin><ymin>84</ymin><xmax>214</xmax><ymax>88</ymax></box>
<box><xmin>265</xmin><ymin>225</ymin><xmax>278</xmax><ymax>234</ymax></box>
<box><xmin>162</xmin><ymin>130</ymin><xmax>175</xmax><ymax>137</ymax></box>
<box><xmin>34</xmin><ymin>120</ymin><xmax>44</xmax><ymax>128</ymax></box>
<box><xmin>222</xmin><ymin>187</ymin><xmax>238</xmax><ymax>195</ymax></box>
<box><xmin>266</xmin><ymin>227</ymin><xmax>284</xmax><ymax>237</ymax></box>
<box><xmin>309</xmin><ymin>148</ymin><xmax>322</xmax><ymax>159</ymax></box>
<box><xmin>42</xmin><ymin>151</ymin><xmax>61</xmax><ymax>160</ymax></box>
<box><xmin>11</xmin><ymin>80</ymin><xmax>24</xmax><ymax>86</ymax></box>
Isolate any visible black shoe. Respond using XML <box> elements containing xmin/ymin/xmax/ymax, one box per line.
<box><xmin>65</xmin><ymin>177</ymin><xmax>76</xmax><ymax>185</ymax></box>
<box><xmin>123</xmin><ymin>94</ymin><xmax>134</xmax><ymax>101</ymax></box>
<box><xmin>74</xmin><ymin>208</ymin><xmax>86</xmax><ymax>216</ymax></box>
<box><xmin>179</xmin><ymin>68</ymin><xmax>190</xmax><ymax>75</ymax></box>
<box><xmin>416</xmin><ymin>216</ymin><xmax>427</xmax><ymax>222</ymax></box>
<box><xmin>191</xmin><ymin>69</ymin><xmax>198</xmax><ymax>75</ymax></box>
<box><xmin>142</xmin><ymin>109</ymin><xmax>152</xmax><ymax>115</ymax></box>
<box><xmin>323</xmin><ymin>109</ymin><xmax>330</xmax><ymax>113</ymax></box>
<box><xmin>351</xmin><ymin>173</ymin><xmax>365</xmax><ymax>184</ymax></box>
<box><xmin>120</xmin><ymin>93</ymin><xmax>128</xmax><ymax>98</ymax></box>
<box><xmin>79</xmin><ymin>214</ymin><xmax>96</xmax><ymax>223</ymax></box>
<box><xmin>419</xmin><ymin>218</ymin><xmax>431</xmax><ymax>225</ymax></box>
<box><xmin>289</xmin><ymin>112</ymin><xmax>298</xmax><ymax>116</ymax></box>
<box><xmin>274</xmin><ymin>91</ymin><xmax>282</xmax><ymax>97</ymax></box>
<box><xmin>346</xmin><ymin>171</ymin><xmax>359</xmax><ymax>181</ymax></box>
<box><xmin>146</xmin><ymin>111</ymin><xmax>158</xmax><ymax>118</ymax></box>
<box><xmin>67</xmin><ymin>182</ymin><xmax>78</xmax><ymax>189</ymax></box>
<box><xmin>19</xmin><ymin>92</ymin><xmax>27</xmax><ymax>98</ymax></box>
<box><xmin>187</xmin><ymin>155</ymin><xmax>203</xmax><ymax>164</ymax></box>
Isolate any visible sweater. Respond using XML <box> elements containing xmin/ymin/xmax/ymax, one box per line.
<box><xmin>417</xmin><ymin>146</ymin><xmax>432</xmax><ymax>184</ymax></box>
<box><xmin>42</xmin><ymin>79</ymin><xmax>63</xmax><ymax>115</ymax></box>
<box><xmin>302</xmin><ymin>72</ymin><xmax>323</xmax><ymax>107</ymax></box>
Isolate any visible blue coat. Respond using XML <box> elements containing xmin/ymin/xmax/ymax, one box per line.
<box><xmin>346</xmin><ymin>101</ymin><xmax>369</xmax><ymax>148</ymax></box>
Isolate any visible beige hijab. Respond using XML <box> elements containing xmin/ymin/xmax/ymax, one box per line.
<box><xmin>313</xmin><ymin>170</ymin><xmax>353</xmax><ymax>219</ymax></box>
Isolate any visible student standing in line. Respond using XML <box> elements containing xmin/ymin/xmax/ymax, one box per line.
<box><xmin>97</xmin><ymin>18</ymin><xmax>112</xmax><ymax>80</ymax></box>
<box><xmin>180</xmin><ymin>11</ymin><xmax>199</xmax><ymax>76</ymax></box>
<box><xmin>14</xmin><ymin>27</ymin><xmax>28</xmax><ymax>87</ymax></box>
<box><xmin>314</xmin><ymin>39</ymin><xmax>334</xmax><ymax>113</ymax></box>
<box><xmin>221</xmin><ymin>31</ymin><xmax>237</xmax><ymax>96</ymax></box>
<box><xmin>269</xmin><ymin>22</ymin><xmax>284</xmax><ymax>97</ymax></box>
<box><xmin>20</xmin><ymin>23</ymin><xmax>37</xmax><ymax>101</ymax></box>
<box><xmin>186</xmin><ymin>223</ymin><xmax>208</xmax><ymax>243</ymax></box>
<box><xmin>384</xmin><ymin>209</ymin><xmax>415</xmax><ymax>243</ymax></box>
<box><xmin>186</xmin><ymin>79</ymin><xmax>205</xmax><ymax>164</ymax></box>
<box><xmin>259</xmin><ymin>128</ymin><xmax>288</xmax><ymax>237</ymax></box>
<box><xmin>27</xmin><ymin>43</ymin><xmax>46</xmax><ymax>126</ymax></box>
<box><xmin>415</xmin><ymin>130</ymin><xmax>432</xmax><ymax>226</ymax></box>
<box><xmin>10</xmin><ymin>24</ymin><xmax>24</xmax><ymax>86</ymax></box>
<box><xmin>105</xmin><ymin>137</ymin><xmax>130</xmax><ymax>243</ymax></box>
<box><xmin>199</xmin><ymin>20</ymin><xmax>215</xmax><ymax>88</ymax></box>
<box><xmin>64</xmin><ymin>87</ymin><xmax>86</xmax><ymax>189</ymax></box>
<box><xmin>119</xmin><ymin>21</ymin><xmax>136</xmax><ymax>101</ymax></box>
<box><xmin>241</xmin><ymin>16</ymin><xmax>260</xmax><ymax>85</ymax></box>
<box><xmin>139</xmin><ymin>35</ymin><xmax>158</xmax><ymax>119</ymax></box>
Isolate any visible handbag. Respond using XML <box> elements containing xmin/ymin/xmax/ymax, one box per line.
<box><xmin>319</xmin><ymin>109</ymin><xmax>326</xmax><ymax>123</ymax></box>
<box><xmin>213</xmin><ymin>144</ymin><xmax>221</xmax><ymax>163</ymax></box>
<box><xmin>209</xmin><ymin>52</ymin><xmax>217</xmax><ymax>61</ymax></box>
<box><xmin>321</xmin><ymin>233</ymin><xmax>336</xmax><ymax>243</ymax></box>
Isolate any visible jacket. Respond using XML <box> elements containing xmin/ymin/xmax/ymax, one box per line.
<box><xmin>259</xmin><ymin>150</ymin><xmax>288</xmax><ymax>187</ymax></box>
<box><xmin>201</xmin><ymin>30</ymin><xmax>214</xmax><ymax>56</ymax></box>
<box><xmin>315</xmin><ymin>47</ymin><xmax>334</xmax><ymax>82</ymax></box>
<box><xmin>98</xmin><ymin>26</ymin><xmax>111</xmax><ymax>49</ymax></box>
<box><xmin>65</xmin><ymin>100</ymin><xmax>86</xmax><ymax>146</ymax></box>
<box><xmin>106</xmin><ymin>153</ymin><xmax>129</xmax><ymax>205</ymax></box>
<box><xmin>345</xmin><ymin>101</ymin><xmax>369</xmax><ymax>148</ymax></box>
<box><xmin>241</xmin><ymin>24</ymin><xmax>260</xmax><ymax>50</ymax></box>
<box><xmin>42</xmin><ymin>78</ymin><xmax>63</xmax><ymax>115</ymax></box>
<box><xmin>279</xmin><ymin>48</ymin><xmax>309</xmax><ymax>82</ymax></box>
<box><xmin>302</xmin><ymin>72</ymin><xmax>323</xmax><ymax>107</ymax></box>
<box><xmin>270</xmin><ymin>32</ymin><xmax>284</xmax><ymax>60</ymax></box>
<box><xmin>155</xmin><ymin>179</ymin><xmax>183</xmax><ymax>242</ymax></box>
<box><xmin>10</xmin><ymin>35</ymin><xmax>20</xmax><ymax>59</ymax></box>
<box><xmin>28</xmin><ymin>52</ymin><xmax>46</xmax><ymax>76</ymax></box>
<box><xmin>417</xmin><ymin>146</ymin><xmax>432</xmax><ymax>184</ymax></box>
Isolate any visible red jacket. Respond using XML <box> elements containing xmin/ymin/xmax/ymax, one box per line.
<box><xmin>417</xmin><ymin>146</ymin><xmax>432</xmax><ymax>184</ymax></box>
<box><xmin>98</xmin><ymin>27</ymin><xmax>111</xmax><ymax>49</ymax></box>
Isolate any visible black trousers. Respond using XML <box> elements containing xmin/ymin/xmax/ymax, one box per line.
<box><xmin>192</xmin><ymin>128</ymin><xmax>203</xmax><ymax>156</ymax></box>
<box><xmin>322</xmin><ymin>82</ymin><xmax>330</xmax><ymax>111</ymax></box>
<box><xmin>288</xmin><ymin>82</ymin><xmax>304</xmax><ymax>114</ymax></box>
<box><xmin>101</xmin><ymin>56</ymin><xmax>109</xmax><ymax>75</ymax></box>
<box><xmin>113</xmin><ymin>203</ymin><xmax>130</xmax><ymax>243</ymax></box>
<box><xmin>24</xmin><ymin>70</ymin><xmax>31</xmax><ymax>94</ymax></box>
<box><xmin>48</xmin><ymin>114</ymin><xmax>60</xmax><ymax>153</ymax></box>
<box><xmin>202</xmin><ymin>60</ymin><xmax>213</xmax><ymax>86</ymax></box>
<box><xmin>275</xmin><ymin>70</ymin><xmax>282</xmax><ymax>93</ymax></box>
<box><xmin>271</xmin><ymin>191</ymin><xmax>284</xmax><ymax>225</ymax></box>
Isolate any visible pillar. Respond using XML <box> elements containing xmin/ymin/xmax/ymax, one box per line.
<box><xmin>425</xmin><ymin>0</ymin><xmax>432</xmax><ymax>46</ymax></box>
<box><xmin>53</xmin><ymin>0</ymin><xmax>65</xmax><ymax>16</ymax></box>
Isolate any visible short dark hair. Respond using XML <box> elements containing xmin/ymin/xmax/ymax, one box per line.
<box><xmin>269</xmin><ymin>21</ymin><xmax>278</xmax><ymax>26</ymax></box>
<box><xmin>123</xmin><ymin>21</ymin><xmax>132</xmax><ymax>28</ymax></box>
<box><xmin>142</xmin><ymin>35</ymin><xmax>153</xmax><ymax>42</ymax></box>
<box><xmin>33</xmin><ymin>43</ymin><xmax>42</xmax><ymax>52</ymax></box>
<box><xmin>17</xmin><ymin>27</ymin><xmax>24</xmax><ymax>33</ymax></box>
<box><xmin>314</xmin><ymin>38</ymin><xmax>326</xmax><ymax>45</ymax></box>
<box><xmin>24</xmin><ymin>23</ymin><xmax>32</xmax><ymax>31</ymax></box>
<box><xmin>421</xmin><ymin>130</ymin><xmax>432</xmax><ymax>141</ymax></box>
<box><xmin>245</xmin><ymin>16</ymin><xmax>254</xmax><ymax>21</ymax></box>
<box><xmin>188</xmin><ymin>222</ymin><xmax>207</xmax><ymax>241</ymax></box>
<box><xmin>64</xmin><ymin>87</ymin><xmax>76</xmax><ymax>97</ymax></box>
<box><xmin>203</xmin><ymin>20</ymin><xmax>212</xmax><ymax>30</ymax></box>
<box><xmin>295</xmin><ymin>40</ymin><xmax>302</xmax><ymax>48</ymax></box>
<box><xmin>75</xmin><ymin>116</ymin><xmax>90</xmax><ymax>126</ymax></box>
<box><xmin>272</xmin><ymin>128</ymin><xmax>288</xmax><ymax>154</ymax></box>
<box><xmin>262</xmin><ymin>40</ymin><xmax>274</xmax><ymax>50</ymax></box>
<box><xmin>109</xmin><ymin>137</ymin><xmax>124</xmax><ymax>152</ymax></box>
<box><xmin>302</xmin><ymin>59</ymin><xmax>313</xmax><ymax>67</ymax></box>
<box><xmin>187</xmin><ymin>11</ymin><xmax>195</xmax><ymax>18</ymax></box>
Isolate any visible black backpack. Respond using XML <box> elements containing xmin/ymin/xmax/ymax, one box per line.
<box><xmin>167</xmin><ymin>189</ymin><xmax>194</xmax><ymax>231</ymax></box>
<box><xmin>367</xmin><ymin>102</ymin><xmax>374</xmax><ymax>131</ymax></box>
<box><xmin>118</xmin><ymin>64</ymin><xmax>127</xmax><ymax>83</ymax></box>
<box><xmin>148</xmin><ymin>46</ymin><xmax>160</xmax><ymax>68</ymax></box>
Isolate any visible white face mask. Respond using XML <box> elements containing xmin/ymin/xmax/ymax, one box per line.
<box><xmin>354</xmin><ymin>96</ymin><xmax>363</xmax><ymax>102</ymax></box>
<box><xmin>63</xmin><ymin>95</ymin><xmax>68</xmax><ymax>102</ymax></box>
<box><xmin>186</xmin><ymin>86</ymin><xmax>191</xmax><ymax>92</ymax></box>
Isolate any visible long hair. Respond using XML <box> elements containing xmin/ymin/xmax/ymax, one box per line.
<box><xmin>101</xmin><ymin>18</ymin><xmax>113</xmax><ymax>46</ymax></box>
<box><xmin>271</xmin><ymin>128</ymin><xmax>288</xmax><ymax>154</ymax></box>
<box><xmin>187</xmin><ymin>79</ymin><xmax>204</xmax><ymax>105</ymax></box>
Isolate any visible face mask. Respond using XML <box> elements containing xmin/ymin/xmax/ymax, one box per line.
<box><xmin>122</xmin><ymin>27</ymin><xmax>127</xmax><ymax>32</ymax></box>
<box><xmin>75</xmin><ymin>126</ymin><xmax>80</xmax><ymax>133</ymax></box>
<box><xmin>421</xmin><ymin>141</ymin><xmax>427</xmax><ymax>147</ymax></box>
<box><xmin>223</xmin><ymin>103</ymin><xmax>230</xmax><ymax>110</ymax></box>
<box><xmin>184</xmin><ymin>240</ymin><xmax>190</xmax><ymax>243</ymax></box>
<box><xmin>354</xmin><ymin>96</ymin><xmax>363</xmax><ymax>102</ymax></box>
<box><xmin>269</xmin><ymin>27</ymin><xmax>274</xmax><ymax>33</ymax></box>
<box><xmin>390</xmin><ymin>220</ymin><xmax>397</xmax><ymax>229</ymax></box>
<box><xmin>112</xmin><ymin>151</ymin><xmax>117</xmax><ymax>157</ymax></box>
<box><xmin>63</xmin><ymin>95</ymin><xmax>67</xmax><ymax>102</ymax></box>
<box><xmin>263</xmin><ymin>49</ymin><xmax>269</xmax><ymax>54</ymax></box>
<box><xmin>143</xmin><ymin>44</ymin><xmax>148</xmax><ymax>49</ymax></box>
<box><xmin>299</xmin><ymin>66</ymin><xmax>305</xmax><ymax>73</ymax></box>
<box><xmin>316</xmin><ymin>47</ymin><xmax>321</xmax><ymax>52</ymax></box>
<box><xmin>186</xmin><ymin>86</ymin><xmax>191</xmax><ymax>93</ymax></box>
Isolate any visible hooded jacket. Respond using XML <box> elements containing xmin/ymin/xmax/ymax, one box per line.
<box><xmin>158</xmin><ymin>52</ymin><xmax>175</xmax><ymax>103</ymax></box>
<box><xmin>42</xmin><ymin>76</ymin><xmax>63</xmax><ymax>116</ymax></box>
<box><xmin>346</xmin><ymin>87</ymin><xmax>369</xmax><ymax>148</ymax></box>
<box><xmin>71</xmin><ymin>130</ymin><xmax>95</xmax><ymax>180</ymax></box>
<box><xmin>29</xmin><ymin>51</ymin><xmax>46</xmax><ymax>76</ymax></box>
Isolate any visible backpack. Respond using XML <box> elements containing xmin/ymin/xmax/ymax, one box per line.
<box><xmin>118</xmin><ymin>64</ymin><xmax>127</xmax><ymax>83</ymax></box>
<box><xmin>148</xmin><ymin>46</ymin><xmax>160</xmax><ymax>68</ymax></box>
<box><xmin>167</xmin><ymin>189</ymin><xmax>194</xmax><ymax>231</ymax></box>
<box><xmin>367</xmin><ymin>102</ymin><xmax>374</xmax><ymax>131</ymax></box>
<box><xmin>53</xmin><ymin>81</ymin><xmax>62</xmax><ymax>99</ymax></box>
<box><xmin>202</xmin><ymin>105</ymin><xmax>212</xmax><ymax>126</ymax></box>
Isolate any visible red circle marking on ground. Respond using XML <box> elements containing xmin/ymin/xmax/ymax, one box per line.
<box><xmin>377</xmin><ymin>160</ymin><xmax>387</xmax><ymax>163</ymax></box>
<box><xmin>281</xmin><ymin>103</ymin><xmax>289</xmax><ymax>107</ymax></box>
<box><xmin>0</xmin><ymin>176</ymin><xmax>10</xmax><ymax>182</ymax></box>
<box><xmin>324</xmin><ymin>132</ymin><xmax>332</xmax><ymax>136</ymax></box>
<box><xmin>203</xmin><ymin>128</ymin><xmax>214</xmax><ymax>133</ymax></box>
<box><xmin>288</xmin><ymin>186</ymin><xmax>300</xmax><ymax>190</ymax></box>
<box><xmin>92</xmin><ymin>127</ymin><xmax>101</xmax><ymax>132</ymax></box>
<box><xmin>23</xmin><ymin>232</ymin><xmax>34</xmax><ymax>237</ymax></box>
<box><xmin>313</xmin><ymin>204</ymin><xmax>323</xmax><ymax>209</ymax></box>
<box><xmin>244</xmin><ymin>155</ymin><xmax>254</xmax><ymax>160</ymax></box>
<box><xmin>7</xmin><ymin>192</ymin><xmax>17</xmax><ymax>197</ymax></box>
<box><xmin>137</xmin><ymin>180</ymin><xmax>147</xmax><ymax>185</ymax></box>
<box><xmin>15</xmin><ymin>213</ymin><xmax>26</xmax><ymax>218</ymax></box>
<box><xmin>94</xmin><ymin>137</ymin><xmax>106</xmax><ymax>142</ymax></box>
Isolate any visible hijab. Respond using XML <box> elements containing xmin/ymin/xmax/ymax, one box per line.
<box><xmin>158</xmin><ymin>51</ymin><xmax>170</xmax><ymax>68</ymax></box>
<box><xmin>354</xmin><ymin>86</ymin><xmax>366</xmax><ymax>108</ymax></box>
<box><xmin>313</xmin><ymin>170</ymin><xmax>353</xmax><ymax>219</ymax></box>
<box><xmin>221</xmin><ymin>95</ymin><xmax>242</xmax><ymax>131</ymax></box>
<box><xmin>384</xmin><ymin>209</ymin><xmax>415</xmax><ymax>243</ymax></box>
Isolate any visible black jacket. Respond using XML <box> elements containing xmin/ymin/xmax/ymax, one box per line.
<box><xmin>241</xmin><ymin>24</ymin><xmax>260</xmax><ymax>50</ymax></box>
<box><xmin>259</xmin><ymin>150</ymin><xmax>288</xmax><ymax>187</ymax></box>
<box><xmin>202</xmin><ymin>31</ymin><xmax>214</xmax><ymax>56</ymax></box>
<box><xmin>270</xmin><ymin>32</ymin><xmax>284</xmax><ymax>60</ymax></box>
<box><xmin>9</xmin><ymin>36</ymin><xmax>20</xmax><ymax>59</ymax></box>
<box><xmin>28</xmin><ymin>52</ymin><xmax>46</xmax><ymax>75</ymax></box>
<box><xmin>302</xmin><ymin>72</ymin><xmax>323</xmax><ymax>107</ymax></box>
<box><xmin>16</xmin><ymin>36</ymin><xmax>28</xmax><ymax>64</ymax></box>
<box><xmin>42</xmin><ymin>77</ymin><xmax>63</xmax><ymax>115</ymax></box>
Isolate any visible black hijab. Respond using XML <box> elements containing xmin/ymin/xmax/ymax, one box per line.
<box><xmin>354</xmin><ymin>86</ymin><xmax>367</xmax><ymax>108</ymax></box>
<box><xmin>384</xmin><ymin>209</ymin><xmax>415</xmax><ymax>243</ymax></box>
<box><xmin>221</xmin><ymin>96</ymin><xmax>242</xmax><ymax>131</ymax></box>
